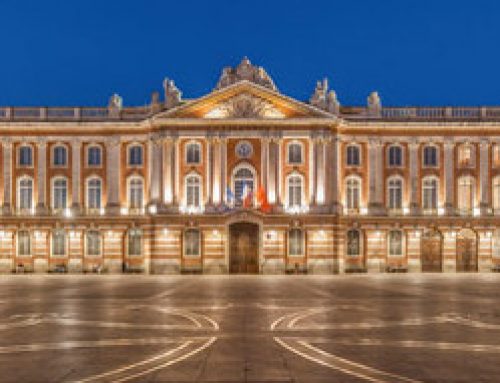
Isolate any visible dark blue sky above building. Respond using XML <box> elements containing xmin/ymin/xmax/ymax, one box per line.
<box><xmin>1</xmin><ymin>0</ymin><xmax>499</xmax><ymax>107</ymax></box>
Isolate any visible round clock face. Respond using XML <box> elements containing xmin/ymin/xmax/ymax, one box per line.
<box><xmin>236</xmin><ymin>141</ymin><xmax>253</xmax><ymax>158</ymax></box>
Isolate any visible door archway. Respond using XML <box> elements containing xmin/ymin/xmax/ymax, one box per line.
<box><xmin>421</xmin><ymin>230</ymin><xmax>442</xmax><ymax>272</ymax></box>
<box><xmin>456</xmin><ymin>229</ymin><xmax>478</xmax><ymax>272</ymax></box>
<box><xmin>229</xmin><ymin>222</ymin><xmax>259</xmax><ymax>274</ymax></box>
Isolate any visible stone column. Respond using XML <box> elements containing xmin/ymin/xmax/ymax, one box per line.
<box><xmin>105</xmin><ymin>138</ymin><xmax>121</xmax><ymax>214</ymax></box>
<box><xmin>212</xmin><ymin>138</ymin><xmax>222</xmax><ymax>205</ymax></box>
<box><xmin>479</xmin><ymin>140</ymin><xmax>490</xmax><ymax>214</ymax></box>
<box><xmin>163</xmin><ymin>139</ymin><xmax>173</xmax><ymax>205</ymax></box>
<box><xmin>261</xmin><ymin>137</ymin><xmax>269</xmax><ymax>192</ymax></box>
<box><xmin>309</xmin><ymin>137</ymin><xmax>317</xmax><ymax>205</ymax></box>
<box><xmin>174</xmin><ymin>139</ymin><xmax>180</xmax><ymax>205</ymax></box>
<box><xmin>444</xmin><ymin>141</ymin><xmax>455</xmax><ymax>215</ymax></box>
<box><xmin>148</xmin><ymin>137</ymin><xmax>163</xmax><ymax>209</ymax></box>
<box><xmin>36</xmin><ymin>140</ymin><xmax>47</xmax><ymax>214</ymax></box>
<box><xmin>315</xmin><ymin>138</ymin><xmax>326</xmax><ymax>206</ymax></box>
<box><xmin>2</xmin><ymin>140</ymin><xmax>12</xmax><ymax>214</ymax></box>
<box><xmin>409</xmin><ymin>141</ymin><xmax>419</xmax><ymax>214</ymax></box>
<box><xmin>267</xmin><ymin>139</ymin><xmax>278</xmax><ymax>205</ymax></box>
<box><xmin>220</xmin><ymin>138</ymin><xmax>227</xmax><ymax>204</ymax></box>
<box><xmin>277</xmin><ymin>138</ymin><xmax>283</xmax><ymax>206</ymax></box>
<box><xmin>71</xmin><ymin>140</ymin><xmax>82</xmax><ymax>213</ymax></box>
<box><xmin>205</xmin><ymin>137</ymin><xmax>213</xmax><ymax>206</ymax></box>
<box><xmin>330</xmin><ymin>137</ymin><xmax>342</xmax><ymax>214</ymax></box>
<box><xmin>368</xmin><ymin>139</ymin><xmax>384</xmax><ymax>215</ymax></box>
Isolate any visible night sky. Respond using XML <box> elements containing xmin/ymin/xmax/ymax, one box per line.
<box><xmin>1</xmin><ymin>0</ymin><xmax>499</xmax><ymax>107</ymax></box>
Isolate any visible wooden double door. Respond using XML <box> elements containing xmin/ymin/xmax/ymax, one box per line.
<box><xmin>456</xmin><ymin>229</ymin><xmax>478</xmax><ymax>272</ymax></box>
<box><xmin>229</xmin><ymin>223</ymin><xmax>259</xmax><ymax>274</ymax></box>
<box><xmin>421</xmin><ymin>231</ymin><xmax>442</xmax><ymax>272</ymax></box>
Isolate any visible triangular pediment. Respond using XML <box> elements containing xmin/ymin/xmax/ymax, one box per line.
<box><xmin>154</xmin><ymin>81</ymin><xmax>334</xmax><ymax>120</ymax></box>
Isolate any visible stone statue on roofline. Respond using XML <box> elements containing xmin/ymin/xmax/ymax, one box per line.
<box><xmin>163</xmin><ymin>78</ymin><xmax>182</xmax><ymax>109</ymax></box>
<box><xmin>367</xmin><ymin>91</ymin><xmax>382</xmax><ymax>116</ymax></box>
<box><xmin>309</xmin><ymin>78</ymin><xmax>340</xmax><ymax>115</ymax></box>
<box><xmin>215</xmin><ymin>57</ymin><xmax>278</xmax><ymax>91</ymax></box>
<box><xmin>108</xmin><ymin>93</ymin><xmax>123</xmax><ymax>118</ymax></box>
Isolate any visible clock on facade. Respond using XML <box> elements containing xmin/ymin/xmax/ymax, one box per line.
<box><xmin>235</xmin><ymin>141</ymin><xmax>253</xmax><ymax>158</ymax></box>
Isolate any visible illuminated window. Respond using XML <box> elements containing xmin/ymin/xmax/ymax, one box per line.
<box><xmin>287</xmin><ymin>174</ymin><xmax>303</xmax><ymax>208</ymax></box>
<box><xmin>87</xmin><ymin>146</ymin><xmax>102</xmax><ymax>167</ymax></box>
<box><xmin>387</xmin><ymin>177</ymin><xmax>403</xmax><ymax>210</ymax></box>
<box><xmin>17</xmin><ymin>230</ymin><xmax>31</xmax><ymax>257</ymax></box>
<box><xmin>86</xmin><ymin>230</ymin><xmax>101</xmax><ymax>257</ymax></box>
<box><xmin>184</xmin><ymin>229</ymin><xmax>200</xmax><ymax>257</ymax></box>
<box><xmin>128</xmin><ymin>229</ymin><xmax>142</xmax><ymax>256</ymax></box>
<box><xmin>493</xmin><ymin>176</ymin><xmax>500</xmax><ymax>211</ymax></box>
<box><xmin>53</xmin><ymin>145</ymin><xmax>67</xmax><ymax>166</ymax></box>
<box><xmin>346</xmin><ymin>229</ymin><xmax>361</xmax><ymax>257</ymax></box>
<box><xmin>128</xmin><ymin>177</ymin><xmax>144</xmax><ymax>209</ymax></box>
<box><xmin>288</xmin><ymin>228</ymin><xmax>304</xmax><ymax>256</ymax></box>
<box><xmin>458</xmin><ymin>176</ymin><xmax>475</xmax><ymax>212</ymax></box>
<box><xmin>52</xmin><ymin>230</ymin><xmax>66</xmax><ymax>257</ymax></box>
<box><xmin>52</xmin><ymin>178</ymin><xmax>67</xmax><ymax>210</ymax></box>
<box><xmin>19</xmin><ymin>145</ymin><xmax>33</xmax><ymax>167</ymax></box>
<box><xmin>18</xmin><ymin>177</ymin><xmax>33</xmax><ymax>210</ymax></box>
<box><xmin>185</xmin><ymin>175</ymin><xmax>201</xmax><ymax>208</ymax></box>
<box><xmin>423</xmin><ymin>145</ymin><xmax>438</xmax><ymax>167</ymax></box>
<box><xmin>458</xmin><ymin>144</ymin><xmax>473</xmax><ymax>167</ymax></box>
<box><xmin>388</xmin><ymin>230</ymin><xmax>403</xmax><ymax>257</ymax></box>
<box><xmin>233</xmin><ymin>167</ymin><xmax>253</xmax><ymax>206</ymax></box>
<box><xmin>128</xmin><ymin>145</ymin><xmax>143</xmax><ymax>166</ymax></box>
<box><xmin>186</xmin><ymin>142</ymin><xmax>201</xmax><ymax>164</ymax></box>
<box><xmin>387</xmin><ymin>145</ymin><xmax>403</xmax><ymax>167</ymax></box>
<box><xmin>288</xmin><ymin>142</ymin><xmax>303</xmax><ymax>164</ymax></box>
<box><xmin>346</xmin><ymin>145</ymin><xmax>360</xmax><ymax>166</ymax></box>
<box><xmin>86</xmin><ymin>178</ymin><xmax>102</xmax><ymax>210</ymax></box>
<box><xmin>493</xmin><ymin>145</ymin><xmax>500</xmax><ymax>167</ymax></box>
<box><xmin>422</xmin><ymin>177</ymin><xmax>438</xmax><ymax>210</ymax></box>
<box><xmin>345</xmin><ymin>177</ymin><xmax>361</xmax><ymax>210</ymax></box>
<box><xmin>493</xmin><ymin>230</ymin><xmax>500</xmax><ymax>258</ymax></box>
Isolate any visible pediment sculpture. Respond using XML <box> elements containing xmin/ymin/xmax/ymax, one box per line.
<box><xmin>215</xmin><ymin>57</ymin><xmax>277</xmax><ymax>91</ymax></box>
<box><xmin>205</xmin><ymin>93</ymin><xmax>284</xmax><ymax>119</ymax></box>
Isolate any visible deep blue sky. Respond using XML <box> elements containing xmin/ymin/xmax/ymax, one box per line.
<box><xmin>1</xmin><ymin>0</ymin><xmax>499</xmax><ymax>107</ymax></box>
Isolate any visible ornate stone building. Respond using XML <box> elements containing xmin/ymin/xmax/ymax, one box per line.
<box><xmin>1</xmin><ymin>58</ymin><xmax>499</xmax><ymax>274</ymax></box>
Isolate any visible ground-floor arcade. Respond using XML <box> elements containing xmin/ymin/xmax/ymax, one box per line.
<box><xmin>1</xmin><ymin>212</ymin><xmax>499</xmax><ymax>274</ymax></box>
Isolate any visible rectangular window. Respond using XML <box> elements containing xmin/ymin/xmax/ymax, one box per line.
<box><xmin>19</xmin><ymin>147</ymin><xmax>33</xmax><ymax>167</ymax></box>
<box><xmin>288</xmin><ymin>229</ymin><xmax>304</xmax><ymax>256</ymax></box>
<box><xmin>18</xmin><ymin>232</ymin><xmax>31</xmax><ymax>257</ymax></box>
<box><xmin>128</xmin><ymin>230</ymin><xmax>142</xmax><ymax>256</ymax></box>
<box><xmin>87</xmin><ymin>147</ymin><xmax>101</xmax><ymax>166</ymax></box>
<box><xmin>52</xmin><ymin>231</ymin><xmax>66</xmax><ymax>257</ymax></box>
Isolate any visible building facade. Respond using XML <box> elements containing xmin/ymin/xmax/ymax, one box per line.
<box><xmin>1</xmin><ymin>58</ymin><xmax>500</xmax><ymax>274</ymax></box>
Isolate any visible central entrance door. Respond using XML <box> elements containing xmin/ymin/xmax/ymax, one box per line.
<box><xmin>229</xmin><ymin>222</ymin><xmax>259</xmax><ymax>274</ymax></box>
<box><xmin>421</xmin><ymin>230</ymin><xmax>442</xmax><ymax>272</ymax></box>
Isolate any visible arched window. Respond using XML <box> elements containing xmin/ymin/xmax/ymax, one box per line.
<box><xmin>52</xmin><ymin>177</ymin><xmax>67</xmax><ymax>210</ymax></box>
<box><xmin>422</xmin><ymin>177</ymin><xmax>438</xmax><ymax>210</ymax></box>
<box><xmin>18</xmin><ymin>230</ymin><xmax>31</xmax><ymax>257</ymax></box>
<box><xmin>458</xmin><ymin>176</ymin><xmax>475</xmax><ymax>212</ymax></box>
<box><xmin>52</xmin><ymin>229</ymin><xmax>66</xmax><ymax>257</ymax></box>
<box><xmin>346</xmin><ymin>229</ymin><xmax>361</xmax><ymax>257</ymax></box>
<box><xmin>346</xmin><ymin>145</ymin><xmax>360</xmax><ymax>166</ymax></box>
<box><xmin>288</xmin><ymin>142</ymin><xmax>303</xmax><ymax>164</ymax></box>
<box><xmin>287</xmin><ymin>174</ymin><xmax>303</xmax><ymax>208</ymax></box>
<box><xmin>86</xmin><ymin>178</ymin><xmax>102</xmax><ymax>210</ymax></box>
<box><xmin>387</xmin><ymin>177</ymin><xmax>403</xmax><ymax>210</ymax></box>
<box><xmin>19</xmin><ymin>145</ymin><xmax>33</xmax><ymax>167</ymax></box>
<box><xmin>493</xmin><ymin>176</ymin><xmax>500</xmax><ymax>212</ymax></box>
<box><xmin>128</xmin><ymin>144</ymin><xmax>143</xmax><ymax>166</ymax></box>
<box><xmin>186</xmin><ymin>142</ymin><xmax>201</xmax><ymax>164</ymax></box>
<box><xmin>288</xmin><ymin>228</ymin><xmax>304</xmax><ymax>256</ymax></box>
<box><xmin>423</xmin><ymin>145</ymin><xmax>438</xmax><ymax>167</ymax></box>
<box><xmin>184</xmin><ymin>229</ymin><xmax>200</xmax><ymax>257</ymax></box>
<box><xmin>388</xmin><ymin>230</ymin><xmax>403</xmax><ymax>257</ymax></box>
<box><xmin>53</xmin><ymin>145</ymin><xmax>67</xmax><ymax>166</ymax></box>
<box><xmin>87</xmin><ymin>146</ymin><xmax>102</xmax><ymax>167</ymax></box>
<box><xmin>388</xmin><ymin>145</ymin><xmax>403</xmax><ymax>167</ymax></box>
<box><xmin>185</xmin><ymin>174</ymin><xmax>201</xmax><ymax>207</ymax></box>
<box><xmin>458</xmin><ymin>144</ymin><xmax>473</xmax><ymax>167</ymax></box>
<box><xmin>86</xmin><ymin>230</ymin><xmax>101</xmax><ymax>257</ymax></box>
<box><xmin>345</xmin><ymin>177</ymin><xmax>361</xmax><ymax>210</ymax></box>
<box><xmin>128</xmin><ymin>177</ymin><xmax>144</xmax><ymax>209</ymax></box>
<box><xmin>128</xmin><ymin>228</ymin><xmax>142</xmax><ymax>256</ymax></box>
<box><xmin>234</xmin><ymin>167</ymin><xmax>254</xmax><ymax>206</ymax></box>
<box><xmin>18</xmin><ymin>177</ymin><xmax>33</xmax><ymax>210</ymax></box>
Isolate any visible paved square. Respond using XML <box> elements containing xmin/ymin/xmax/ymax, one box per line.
<box><xmin>0</xmin><ymin>274</ymin><xmax>499</xmax><ymax>382</ymax></box>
